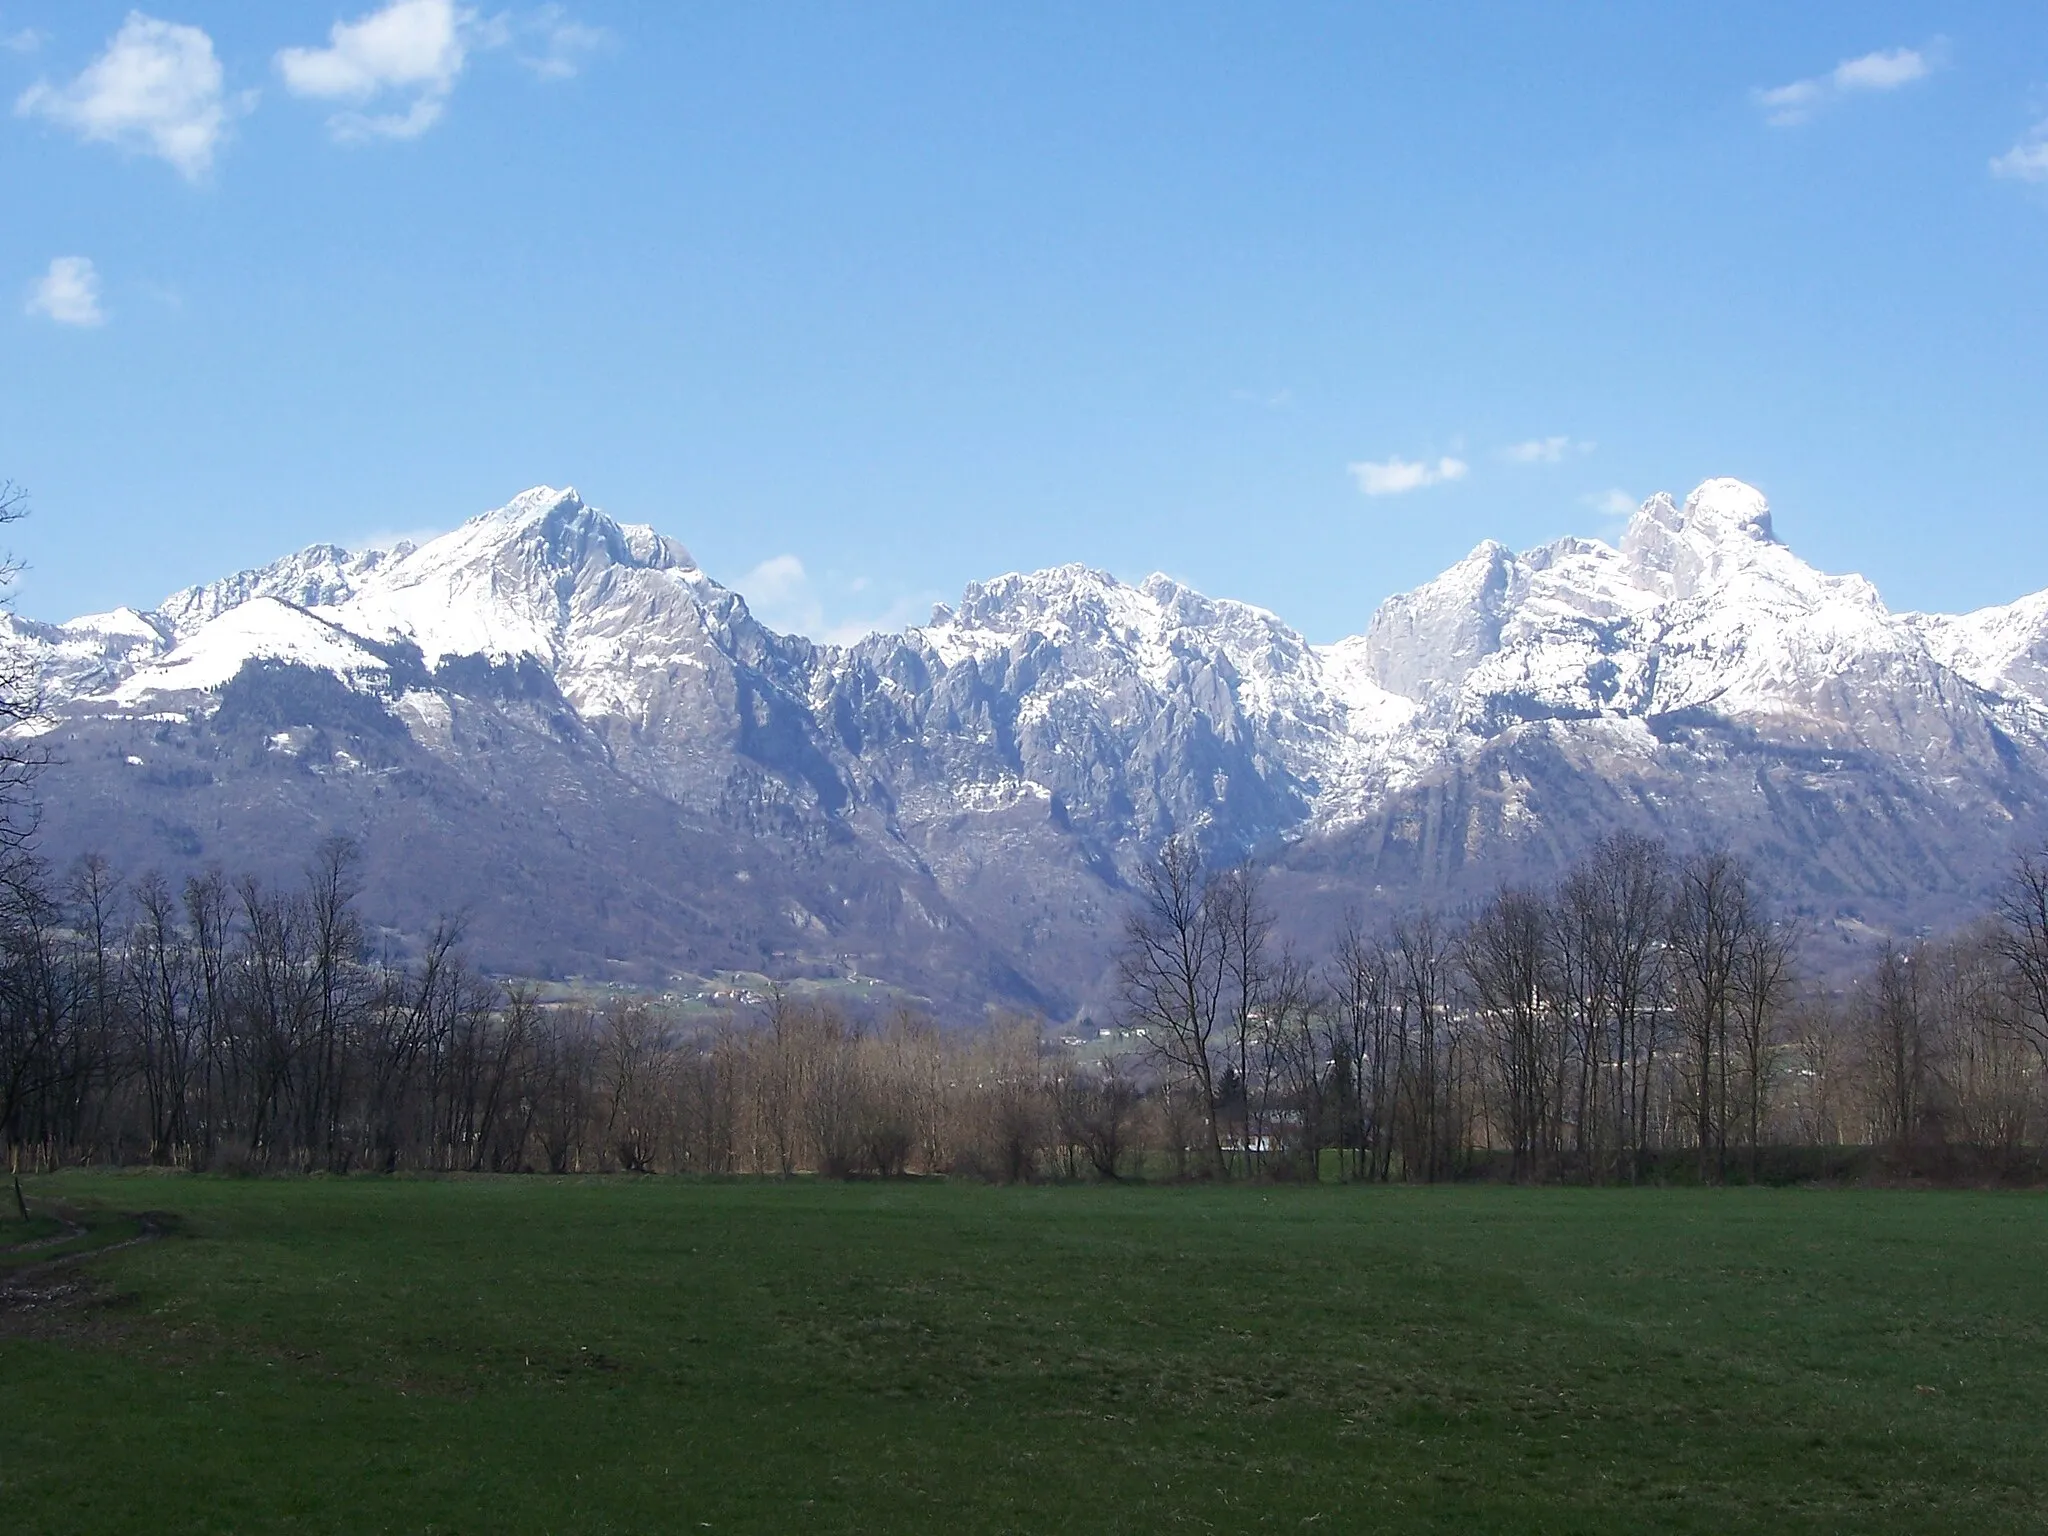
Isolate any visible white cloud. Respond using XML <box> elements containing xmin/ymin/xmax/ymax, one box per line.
<box><xmin>820</xmin><ymin>596</ymin><xmax>939</xmax><ymax>647</ymax></box>
<box><xmin>1992</xmin><ymin>122</ymin><xmax>2048</xmax><ymax>183</ymax></box>
<box><xmin>1348</xmin><ymin>455</ymin><xmax>1468</xmax><ymax>497</ymax></box>
<box><xmin>734</xmin><ymin>554</ymin><xmax>939</xmax><ymax>644</ymax></box>
<box><xmin>1503</xmin><ymin>436</ymin><xmax>1592</xmax><ymax>465</ymax></box>
<box><xmin>1756</xmin><ymin>46</ymin><xmax>1932</xmax><ymax>127</ymax></box>
<box><xmin>26</xmin><ymin>256</ymin><xmax>105</xmax><ymax>326</ymax></box>
<box><xmin>1583</xmin><ymin>488</ymin><xmax>1639</xmax><ymax>520</ymax></box>
<box><xmin>737</xmin><ymin>553</ymin><xmax>816</xmax><ymax>633</ymax></box>
<box><xmin>276</xmin><ymin>1</ymin><xmax>602</xmax><ymax>138</ymax></box>
<box><xmin>3</xmin><ymin>27</ymin><xmax>46</xmax><ymax>53</ymax></box>
<box><xmin>14</xmin><ymin>13</ymin><xmax>242</xmax><ymax>179</ymax></box>
<box><xmin>277</xmin><ymin>0</ymin><xmax>473</xmax><ymax>141</ymax></box>
<box><xmin>1833</xmin><ymin>49</ymin><xmax>1930</xmax><ymax>92</ymax></box>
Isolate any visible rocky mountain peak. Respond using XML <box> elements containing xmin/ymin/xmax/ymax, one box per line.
<box><xmin>16</xmin><ymin>473</ymin><xmax>2048</xmax><ymax>1010</ymax></box>
<box><xmin>1360</xmin><ymin>538</ymin><xmax>1516</xmax><ymax>699</ymax></box>
<box><xmin>440</xmin><ymin>486</ymin><xmax>647</xmax><ymax>576</ymax></box>
<box><xmin>1682</xmin><ymin>477</ymin><xmax>1777</xmax><ymax>541</ymax></box>
<box><xmin>1621</xmin><ymin>478</ymin><xmax>1780</xmax><ymax>601</ymax></box>
<box><xmin>486</xmin><ymin>484</ymin><xmax>585</xmax><ymax>526</ymax></box>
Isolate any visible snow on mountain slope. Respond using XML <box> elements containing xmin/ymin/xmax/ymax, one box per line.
<box><xmin>0</xmin><ymin>607</ymin><xmax>169</xmax><ymax>718</ymax></box>
<box><xmin>28</xmin><ymin>485</ymin><xmax>745</xmax><ymax>724</ymax></box>
<box><xmin>16</xmin><ymin>473</ymin><xmax>2048</xmax><ymax>1002</ymax></box>
<box><xmin>109</xmin><ymin>597</ymin><xmax>396</xmax><ymax>705</ymax></box>
<box><xmin>1349</xmin><ymin>478</ymin><xmax>2007</xmax><ymax>758</ymax></box>
<box><xmin>319</xmin><ymin>486</ymin><xmax>708</xmax><ymax>670</ymax></box>
<box><xmin>861</xmin><ymin>564</ymin><xmax>1345</xmax><ymax>846</ymax></box>
<box><xmin>1621</xmin><ymin>477</ymin><xmax>1779</xmax><ymax>601</ymax></box>
<box><xmin>18</xmin><ymin>474</ymin><xmax>2048</xmax><ymax>855</ymax></box>
<box><xmin>157</xmin><ymin>542</ymin><xmax>411</xmax><ymax>640</ymax></box>
<box><xmin>62</xmin><ymin>607</ymin><xmax>170</xmax><ymax>644</ymax></box>
<box><xmin>913</xmin><ymin>563</ymin><xmax>1350</xmax><ymax>752</ymax></box>
<box><xmin>1907</xmin><ymin>591</ymin><xmax>2048</xmax><ymax>708</ymax></box>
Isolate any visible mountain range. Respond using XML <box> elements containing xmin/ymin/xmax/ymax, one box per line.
<box><xmin>12</xmin><ymin>477</ymin><xmax>2048</xmax><ymax>1014</ymax></box>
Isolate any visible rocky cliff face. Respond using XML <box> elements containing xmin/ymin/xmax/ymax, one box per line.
<box><xmin>11</xmin><ymin>477</ymin><xmax>2047</xmax><ymax>1010</ymax></box>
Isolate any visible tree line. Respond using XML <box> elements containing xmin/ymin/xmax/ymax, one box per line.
<box><xmin>7</xmin><ymin>828</ymin><xmax>2048</xmax><ymax>1182</ymax></box>
<box><xmin>0</xmin><ymin>836</ymin><xmax>1105</xmax><ymax>1178</ymax></box>
<box><xmin>1121</xmin><ymin>832</ymin><xmax>1801</xmax><ymax>1184</ymax></box>
<box><xmin>1122</xmin><ymin>831</ymin><xmax>2048</xmax><ymax>1183</ymax></box>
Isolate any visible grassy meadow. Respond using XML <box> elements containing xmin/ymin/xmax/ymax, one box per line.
<box><xmin>3</xmin><ymin>1175</ymin><xmax>2045</xmax><ymax>1533</ymax></box>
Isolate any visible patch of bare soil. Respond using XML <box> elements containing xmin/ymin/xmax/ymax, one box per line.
<box><xmin>0</xmin><ymin>1213</ymin><xmax>170</xmax><ymax>1344</ymax></box>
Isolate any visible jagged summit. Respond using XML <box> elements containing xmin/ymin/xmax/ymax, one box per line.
<box><xmin>157</xmin><ymin>541</ymin><xmax>406</xmax><ymax>641</ymax></box>
<box><xmin>1652</xmin><ymin>477</ymin><xmax>1777</xmax><ymax>545</ymax></box>
<box><xmin>1621</xmin><ymin>479</ymin><xmax>1788</xmax><ymax>603</ymax></box>
<box><xmin>481</xmin><ymin>484</ymin><xmax>585</xmax><ymax>527</ymax></box>
<box><xmin>12</xmin><ymin>474</ymin><xmax>2048</xmax><ymax>1006</ymax></box>
<box><xmin>25</xmin><ymin>474</ymin><xmax>2047</xmax><ymax>748</ymax></box>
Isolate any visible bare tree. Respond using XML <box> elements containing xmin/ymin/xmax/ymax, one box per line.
<box><xmin>129</xmin><ymin>872</ymin><xmax>197</xmax><ymax>1163</ymax></box>
<box><xmin>1330</xmin><ymin>917</ymin><xmax>1399</xmax><ymax>1181</ymax></box>
<box><xmin>1262</xmin><ymin>944</ymin><xmax>1330</xmax><ymax>1178</ymax></box>
<box><xmin>1118</xmin><ymin>837</ymin><xmax>1227</xmax><ymax>1176</ymax></box>
<box><xmin>1784</xmin><ymin>992</ymin><xmax>1852</xmax><ymax>1149</ymax></box>
<box><xmin>1732</xmin><ymin>916</ymin><xmax>1797</xmax><ymax>1180</ymax></box>
<box><xmin>0</xmin><ymin>482</ymin><xmax>42</xmax><ymax>880</ymax></box>
<box><xmin>1462</xmin><ymin>886</ymin><xmax>1556</xmax><ymax>1182</ymax></box>
<box><xmin>1925</xmin><ymin>929</ymin><xmax>2036</xmax><ymax>1165</ymax></box>
<box><xmin>1667</xmin><ymin>849</ymin><xmax>1752</xmax><ymax>1182</ymax></box>
<box><xmin>599</xmin><ymin>1001</ymin><xmax>673</xmax><ymax>1172</ymax></box>
<box><xmin>1052</xmin><ymin>1053</ymin><xmax>1142</xmax><ymax>1180</ymax></box>
<box><xmin>1392</xmin><ymin>911</ymin><xmax>1458</xmax><ymax>1182</ymax></box>
<box><xmin>955</xmin><ymin>1012</ymin><xmax>1047</xmax><ymax>1182</ymax></box>
<box><xmin>1582</xmin><ymin>834</ymin><xmax>1670</xmax><ymax>1183</ymax></box>
<box><xmin>1212</xmin><ymin>862</ymin><xmax>1275</xmax><ymax>1172</ymax></box>
<box><xmin>183</xmin><ymin>867</ymin><xmax>232</xmax><ymax>1165</ymax></box>
<box><xmin>67</xmin><ymin>854</ymin><xmax>127</xmax><ymax>1158</ymax></box>
<box><xmin>1864</xmin><ymin>943</ymin><xmax>1929</xmax><ymax>1155</ymax></box>
<box><xmin>301</xmin><ymin>837</ymin><xmax>368</xmax><ymax>1171</ymax></box>
<box><xmin>1995</xmin><ymin>850</ymin><xmax>2048</xmax><ymax>1069</ymax></box>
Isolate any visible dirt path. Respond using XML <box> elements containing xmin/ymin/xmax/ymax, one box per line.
<box><xmin>0</xmin><ymin>1210</ymin><xmax>169</xmax><ymax>1332</ymax></box>
<box><xmin>0</xmin><ymin>1217</ymin><xmax>89</xmax><ymax>1256</ymax></box>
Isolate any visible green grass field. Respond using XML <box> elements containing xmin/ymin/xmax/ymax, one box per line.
<box><xmin>3</xmin><ymin>1176</ymin><xmax>2045</xmax><ymax>1533</ymax></box>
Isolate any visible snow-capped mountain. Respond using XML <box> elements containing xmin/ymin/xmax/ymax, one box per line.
<box><xmin>12</xmin><ymin>478</ymin><xmax>2048</xmax><ymax>1008</ymax></box>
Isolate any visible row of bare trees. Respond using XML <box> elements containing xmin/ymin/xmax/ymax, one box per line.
<box><xmin>10</xmin><ymin>827</ymin><xmax>2048</xmax><ymax>1180</ymax></box>
<box><xmin>1120</xmin><ymin>834</ymin><xmax>2048</xmax><ymax>1183</ymax></box>
<box><xmin>1</xmin><ymin>840</ymin><xmax>535</xmax><ymax>1172</ymax></box>
<box><xmin>1775</xmin><ymin>860</ymin><xmax>2048</xmax><ymax>1172</ymax></box>
<box><xmin>0</xmin><ymin>836</ymin><xmax>1146</xmax><ymax>1177</ymax></box>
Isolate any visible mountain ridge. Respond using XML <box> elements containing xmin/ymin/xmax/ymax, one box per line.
<box><xmin>11</xmin><ymin>477</ymin><xmax>2048</xmax><ymax>1012</ymax></box>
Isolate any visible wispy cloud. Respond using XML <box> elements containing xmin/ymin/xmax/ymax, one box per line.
<box><xmin>1583</xmin><ymin>488</ymin><xmax>1639</xmax><ymax>520</ymax></box>
<box><xmin>1348</xmin><ymin>455</ymin><xmax>1468</xmax><ymax>497</ymax></box>
<box><xmin>1231</xmin><ymin>386</ymin><xmax>1294</xmax><ymax>411</ymax></box>
<box><xmin>518</xmin><ymin>4</ymin><xmax>608</xmax><ymax>81</ymax></box>
<box><xmin>1755</xmin><ymin>46</ymin><xmax>1933</xmax><ymax>127</ymax></box>
<box><xmin>1503</xmin><ymin>436</ymin><xmax>1592</xmax><ymax>465</ymax></box>
<box><xmin>821</xmin><ymin>597</ymin><xmax>940</xmax><ymax>646</ymax></box>
<box><xmin>3</xmin><ymin>27</ymin><xmax>45</xmax><ymax>54</ymax></box>
<box><xmin>15</xmin><ymin>13</ymin><xmax>245</xmax><ymax>179</ymax></box>
<box><xmin>735</xmin><ymin>554</ymin><xmax>938</xmax><ymax>644</ymax></box>
<box><xmin>26</xmin><ymin>256</ymin><xmax>105</xmax><ymax>326</ymax></box>
<box><xmin>1992</xmin><ymin>120</ymin><xmax>2048</xmax><ymax>183</ymax></box>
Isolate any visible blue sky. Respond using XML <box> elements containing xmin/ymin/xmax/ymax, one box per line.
<box><xmin>4</xmin><ymin>2</ymin><xmax>2046</xmax><ymax>643</ymax></box>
